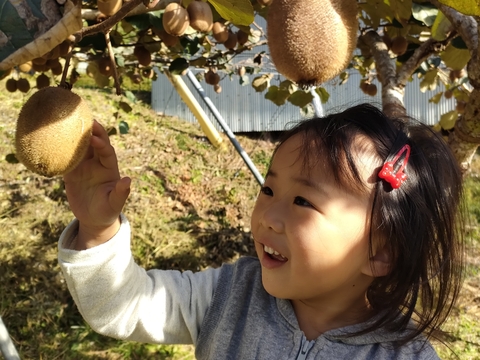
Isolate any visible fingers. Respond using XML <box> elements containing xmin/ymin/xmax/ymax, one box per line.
<box><xmin>90</xmin><ymin>121</ymin><xmax>119</xmax><ymax>171</ymax></box>
<box><xmin>109</xmin><ymin>177</ymin><xmax>132</xmax><ymax>213</ymax></box>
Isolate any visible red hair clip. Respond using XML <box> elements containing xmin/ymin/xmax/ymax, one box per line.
<box><xmin>378</xmin><ymin>145</ymin><xmax>411</xmax><ymax>189</ymax></box>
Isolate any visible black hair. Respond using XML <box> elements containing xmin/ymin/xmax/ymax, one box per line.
<box><xmin>273</xmin><ymin>103</ymin><xmax>465</xmax><ymax>345</ymax></box>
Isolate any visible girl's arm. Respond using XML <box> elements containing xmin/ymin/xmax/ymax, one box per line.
<box><xmin>58</xmin><ymin>216</ymin><xmax>220</xmax><ymax>344</ymax></box>
<box><xmin>59</xmin><ymin>121</ymin><xmax>220</xmax><ymax>343</ymax></box>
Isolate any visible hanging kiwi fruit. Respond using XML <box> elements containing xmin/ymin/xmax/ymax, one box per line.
<box><xmin>223</xmin><ymin>31</ymin><xmax>238</xmax><ymax>50</ymax></box>
<box><xmin>187</xmin><ymin>0</ymin><xmax>213</xmax><ymax>32</ymax></box>
<box><xmin>134</xmin><ymin>45</ymin><xmax>152</xmax><ymax>66</ymax></box>
<box><xmin>212</xmin><ymin>22</ymin><xmax>229</xmax><ymax>43</ymax></box>
<box><xmin>163</xmin><ymin>3</ymin><xmax>190</xmax><ymax>36</ymax></box>
<box><xmin>267</xmin><ymin>0</ymin><xmax>358</xmax><ymax>87</ymax></box>
<box><xmin>97</xmin><ymin>0</ymin><xmax>122</xmax><ymax>16</ymax></box>
<box><xmin>17</xmin><ymin>78</ymin><xmax>31</xmax><ymax>93</ymax></box>
<box><xmin>15</xmin><ymin>86</ymin><xmax>94</xmax><ymax>177</ymax></box>
<box><xmin>36</xmin><ymin>73</ymin><xmax>50</xmax><ymax>89</ymax></box>
<box><xmin>6</xmin><ymin>78</ymin><xmax>18</xmax><ymax>92</ymax></box>
<box><xmin>390</xmin><ymin>36</ymin><xmax>408</xmax><ymax>56</ymax></box>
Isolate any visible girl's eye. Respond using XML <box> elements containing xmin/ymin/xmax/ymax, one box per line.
<box><xmin>294</xmin><ymin>196</ymin><xmax>313</xmax><ymax>207</ymax></box>
<box><xmin>260</xmin><ymin>186</ymin><xmax>273</xmax><ymax>196</ymax></box>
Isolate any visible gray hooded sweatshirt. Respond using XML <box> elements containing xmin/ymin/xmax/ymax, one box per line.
<box><xmin>58</xmin><ymin>215</ymin><xmax>439</xmax><ymax>359</ymax></box>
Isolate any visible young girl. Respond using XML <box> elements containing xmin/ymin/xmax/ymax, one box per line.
<box><xmin>58</xmin><ymin>103</ymin><xmax>464</xmax><ymax>359</ymax></box>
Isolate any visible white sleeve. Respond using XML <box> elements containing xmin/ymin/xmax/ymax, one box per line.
<box><xmin>57</xmin><ymin>214</ymin><xmax>220</xmax><ymax>345</ymax></box>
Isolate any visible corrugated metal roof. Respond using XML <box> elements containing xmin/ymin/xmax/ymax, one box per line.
<box><xmin>152</xmin><ymin>69</ymin><xmax>456</xmax><ymax>132</ymax></box>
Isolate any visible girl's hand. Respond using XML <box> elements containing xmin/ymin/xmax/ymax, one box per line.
<box><xmin>63</xmin><ymin>120</ymin><xmax>131</xmax><ymax>249</ymax></box>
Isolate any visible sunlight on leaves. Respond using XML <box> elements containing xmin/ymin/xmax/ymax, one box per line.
<box><xmin>438</xmin><ymin>0</ymin><xmax>480</xmax><ymax>16</ymax></box>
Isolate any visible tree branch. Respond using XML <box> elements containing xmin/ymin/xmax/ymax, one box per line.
<box><xmin>361</xmin><ymin>30</ymin><xmax>395</xmax><ymax>86</ymax></box>
<box><xmin>397</xmin><ymin>31</ymin><xmax>457</xmax><ymax>85</ymax></box>
<box><xmin>430</xmin><ymin>0</ymin><xmax>478</xmax><ymax>53</ymax></box>
<box><xmin>81</xmin><ymin>0</ymin><xmax>176</xmax><ymax>21</ymax></box>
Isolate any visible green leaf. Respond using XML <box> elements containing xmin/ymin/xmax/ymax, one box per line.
<box><xmin>124</xmin><ymin>90</ymin><xmax>137</xmax><ymax>103</ymax></box>
<box><xmin>251</xmin><ymin>74</ymin><xmax>271</xmax><ymax>92</ymax></box>
<box><xmin>119</xmin><ymin>121</ymin><xmax>130</xmax><ymax>134</ymax></box>
<box><xmin>288</xmin><ymin>90</ymin><xmax>314</xmax><ymax>108</ymax></box>
<box><xmin>439</xmin><ymin>110</ymin><xmax>459</xmax><ymax>130</ymax></box>
<box><xmin>431</xmin><ymin>11</ymin><xmax>451</xmax><ymax>41</ymax></box>
<box><xmin>265</xmin><ymin>85</ymin><xmax>290</xmax><ymax>106</ymax></box>
<box><xmin>441</xmin><ymin>43</ymin><xmax>471</xmax><ymax>70</ymax></box>
<box><xmin>239</xmin><ymin>75</ymin><xmax>250</xmax><ymax>86</ymax></box>
<box><xmin>279</xmin><ymin>80</ymin><xmax>297</xmax><ymax>94</ymax></box>
<box><xmin>208</xmin><ymin>0</ymin><xmax>254</xmax><ymax>26</ymax></box>
<box><xmin>419</xmin><ymin>69</ymin><xmax>439</xmax><ymax>92</ymax></box>
<box><xmin>412</xmin><ymin>3</ymin><xmax>438</xmax><ymax>26</ymax></box>
<box><xmin>119</xmin><ymin>101</ymin><xmax>132</xmax><ymax>113</ymax></box>
<box><xmin>429</xmin><ymin>92</ymin><xmax>443</xmax><ymax>104</ymax></box>
<box><xmin>315</xmin><ymin>87</ymin><xmax>330</xmax><ymax>104</ymax></box>
<box><xmin>437</xmin><ymin>0</ymin><xmax>480</xmax><ymax>16</ymax></box>
<box><xmin>115</xmin><ymin>55</ymin><xmax>125</xmax><ymax>67</ymax></box>
<box><xmin>387</xmin><ymin>0</ymin><xmax>413</xmax><ymax>21</ymax></box>
<box><xmin>169</xmin><ymin>58</ymin><xmax>189</xmax><ymax>75</ymax></box>
<box><xmin>5</xmin><ymin>153</ymin><xmax>18</xmax><ymax>164</ymax></box>
<box><xmin>125</xmin><ymin>14</ymin><xmax>151</xmax><ymax>31</ymax></box>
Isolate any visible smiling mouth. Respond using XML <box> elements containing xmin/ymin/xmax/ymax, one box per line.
<box><xmin>264</xmin><ymin>245</ymin><xmax>288</xmax><ymax>262</ymax></box>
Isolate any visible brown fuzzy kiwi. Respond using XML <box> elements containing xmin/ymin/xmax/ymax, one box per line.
<box><xmin>6</xmin><ymin>78</ymin><xmax>18</xmax><ymax>92</ymax></box>
<box><xmin>359</xmin><ymin>80</ymin><xmax>369</xmax><ymax>94</ymax></box>
<box><xmin>58</xmin><ymin>39</ymin><xmax>73</xmax><ymax>57</ymax></box>
<box><xmin>97</xmin><ymin>0</ymin><xmax>122</xmax><ymax>16</ymax></box>
<box><xmin>390</xmin><ymin>36</ymin><xmax>408</xmax><ymax>56</ymax></box>
<box><xmin>267</xmin><ymin>0</ymin><xmax>358</xmax><ymax>87</ymax></box>
<box><xmin>98</xmin><ymin>57</ymin><xmax>114</xmax><ymax>77</ymax></box>
<box><xmin>32</xmin><ymin>57</ymin><xmax>47</xmax><ymax>66</ymax></box>
<box><xmin>18</xmin><ymin>62</ymin><xmax>32</xmax><ymax>73</ymax></box>
<box><xmin>17</xmin><ymin>78</ymin><xmax>30</xmax><ymax>93</ymax></box>
<box><xmin>15</xmin><ymin>86</ymin><xmax>93</xmax><ymax>177</ymax></box>
<box><xmin>134</xmin><ymin>46</ymin><xmax>152</xmax><ymax>66</ymax></box>
<box><xmin>212</xmin><ymin>22</ymin><xmax>229</xmax><ymax>43</ymax></box>
<box><xmin>444</xmin><ymin>89</ymin><xmax>453</xmax><ymax>99</ymax></box>
<box><xmin>51</xmin><ymin>63</ymin><xmax>63</xmax><ymax>76</ymax></box>
<box><xmin>366</xmin><ymin>83</ymin><xmax>377</xmax><ymax>96</ymax></box>
<box><xmin>153</xmin><ymin>28</ymin><xmax>180</xmax><ymax>47</ymax></box>
<box><xmin>32</xmin><ymin>62</ymin><xmax>47</xmax><ymax>72</ymax></box>
<box><xmin>237</xmin><ymin>30</ymin><xmax>249</xmax><ymax>46</ymax></box>
<box><xmin>163</xmin><ymin>3</ymin><xmax>190</xmax><ymax>36</ymax></box>
<box><xmin>214</xmin><ymin>84</ymin><xmax>222</xmax><ymax>93</ymax></box>
<box><xmin>187</xmin><ymin>1</ymin><xmax>213</xmax><ymax>32</ymax></box>
<box><xmin>223</xmin><ymin>31</ymin><xmax>238</xmax><ymax>50</ymax></box>
<box><xmin>205</xmin><ymin>69</ymin><xmax>220</xmax><ymax>85</ymax></box>
<box><xmin>36</xmin><ymin>73</ymin><xmax>50</xmax><ymax>89</ymax></box>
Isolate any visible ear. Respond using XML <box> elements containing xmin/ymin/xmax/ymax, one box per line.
<box><xmin>361</xmin><ymin>245</ymin><xmax>391</xmax><ymax>278</ymax></box>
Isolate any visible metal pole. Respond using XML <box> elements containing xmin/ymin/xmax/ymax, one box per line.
<box><xmin>310</xmin><ymin>87</ymin><xmax>324</xmax><ymax>117</ymax></box>
<box><xmin>0</xmin><ymin>316</ymin><xmax>20</xmax><ymax>360</ymax></box>
<box><xmin>185</xmin><ymin>70</ymin><xmax>264</xmax><ymax>185</ymax></box>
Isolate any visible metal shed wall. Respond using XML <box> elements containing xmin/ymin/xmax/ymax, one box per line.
<box><xmin>151</xmin><ymin>70</ymin><xmax>456</xmax><ymax>132</ymax></box>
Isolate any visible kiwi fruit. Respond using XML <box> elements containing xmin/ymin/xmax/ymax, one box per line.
<box><xmin>163</xmin><ymin>3</ymin><xmax>190</xmax><ymax>36</ymax></box>
<box><xmin>390</xmin><ymin>36</ymin><xmax>408</xmax><ymax>56</ymax></box>
<box><xmin>36</xmin><ymin>73</ymin><xmax>50</xmax><ymax>89</ymax></box>
<box><xmin>212</xmin><ymin>22</ymin><xmax>229</xmax><ymax>43</ymax></box>
<box><xmin>456</xmin><ymin>101</ymin><xmax>466</xmax><ymax>114</ymax></box>
<box><xmin>366</xmin><ymin>83</ymin><xmax>377</xmax><ymax>96</ymax></box>
<box><xmin>223</xmin><ymin>31</ymin><xmax>238</xmax><ymax>50</ymax></box>
<box><xmin>187</xmin><ymin>0</ymin><xmax>213</xmax><ymax>32</ymax></box>
<box><xmin>6</xmin><ymin>78</ymin><xmax>18</xmax><ymax>92</ymax></box>
<box><xmin>359</xmin><ymin>80</ymin><xmax>369</xmax><ymax>94</ymax></box>
<box><xmin>267</xmin><ymin>0</ymin><xmax>358</xmax><ymax>87</ymax></box>
<box><xmin>17</xmin><ymin>78</ymin><xmax>31</xmax><ymax>93</ymax></box>
<box><xmin>58</xmin><ymin>39</ymin><xmax>73</xmax><ymax>57</ymax></box>
<box><xmin>98</xmin><ymin>57</ymin><xmax>114</xmax><ymax>77</ymax></box>
<box><xmin>134</xmin><ymin>46</ymin><xmax>152</xmax><ymax>66</ymax></box>
<box><xmin>32</xmin><ymin>62</ymin><xmax>47</xmax><ymax>72</ymax></box>
<box><xmin>15</xmin><ymin>86</ymin><xmax>93</xmax><ymax>177</ymax></box>
<box><xmin>444</xmin><ymin>89</ymin><xmax>453</xmax><ymax>99</ymax></box>
<box><xmin>205</xmin><ymin>69</ymin><xmax>220</xmax><ymax>85</ymax></box>
<box><xmin>18</xmin><ymin>62</ymin><xmax>32</xmax><ymax>73</ymax></box>
<box><xmin>214</xmin><ymin>84</ymin><xmax>222</xmax><ymax>93</ymax></box>
<box><xmin>153</xmin><ymin>28</ymin><xmax>180</xmax><ymax>47</ymax></box>
<box><xmin>449</xmin><ymin>69</ymin><xmax>466</xmax><ymax>82</ymax></box>
<box><xmin>237</xmin><ymin>30</ymin><xmax>249</xmax><ymax>46</ymax></box>
<box><xmin>32</xmin><ymin>57</ymin><xmax>47</xmax><ymax>66</ymax></box>
<box><xmin>97</xmin><ymin>0</ymin><xmax>122</xmax><ymax>16</ymax></box>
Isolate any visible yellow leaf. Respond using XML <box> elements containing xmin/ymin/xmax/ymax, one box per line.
<box><xmin>441</xmin><ymin>44</ymin><xmax>471</xmax><ymax>70</ymax></box>
<box><xmin>429</xmin><ymin>92</ymin><xmax>443</xmax><ymax>104</ymax></box>
<box><xmin>431</xmin><ymin>11</ymin><xmax>451</xmax><ymax>41</ymax></box>
<box><xmin>439</xmin><ymin>110</ymin><xmax>459</xmax><ymax>130</ymax></box>
<box><xmin>387</xmin><ymin>0</ymin><xmax>413</xmax><ymax>21</ymax></box>
<box><xmin>438</xmin><ymin>0</ymin><xmax>480</xmax><ymax>16</ymax></box>
<box><xmin>420</xmin><ymin>69</ymin><xmax>439</xmax><ymax>92</ymax></box>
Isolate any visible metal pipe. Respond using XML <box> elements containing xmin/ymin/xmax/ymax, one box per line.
<box><xmin>186</xmin><ymin>70</ymin><xmax>264</xmax><ymax>185</ymax></box>
<box><xmin>0</xmin><ymin>316</ymin><xmax>20</xmax><ymax>360</ymax></box>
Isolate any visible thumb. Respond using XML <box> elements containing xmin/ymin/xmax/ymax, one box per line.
<box><xmin>109</xmin><ymin>177</ymin><xmax>131</xmax><ymax>213</ymax></box>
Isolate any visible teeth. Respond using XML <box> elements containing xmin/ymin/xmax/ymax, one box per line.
<box><xmin>264</xmin><ymin>245</ymin><xmax>284</xmax><ymax>258</ymax></box>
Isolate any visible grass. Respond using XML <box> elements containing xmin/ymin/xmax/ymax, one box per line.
<box><xmin>0</xmin><ymin>75</ymin><xmax>479</xmax><ymax>359</ymax></box>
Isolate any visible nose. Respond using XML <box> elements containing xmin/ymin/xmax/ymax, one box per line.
<box><xmin>255</xmin><ymin>200</ymin><xmax>285</xmax><ymax>234</ymax></box>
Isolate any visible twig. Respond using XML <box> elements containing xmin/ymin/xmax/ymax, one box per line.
<box><xmin>105</xmin><ymin>30</ymin><xmax>122</xmax><ymax>95</ymax></box>
<box><xmin>59</xmin><ymin>53</ymin><xmax>72</xmax><ymax>88</ymax></box>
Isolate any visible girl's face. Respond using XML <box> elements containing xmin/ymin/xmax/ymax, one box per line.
<box><xmin>251</xmin><ymin>134</ymin><xmax>379</xmax><ymax>307</ymax></box>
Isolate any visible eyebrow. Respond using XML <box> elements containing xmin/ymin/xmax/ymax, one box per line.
<box><xmin>266</xmin><ymin>169</ymin><xmax>331</xmax><ymax>197</ymax></box>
